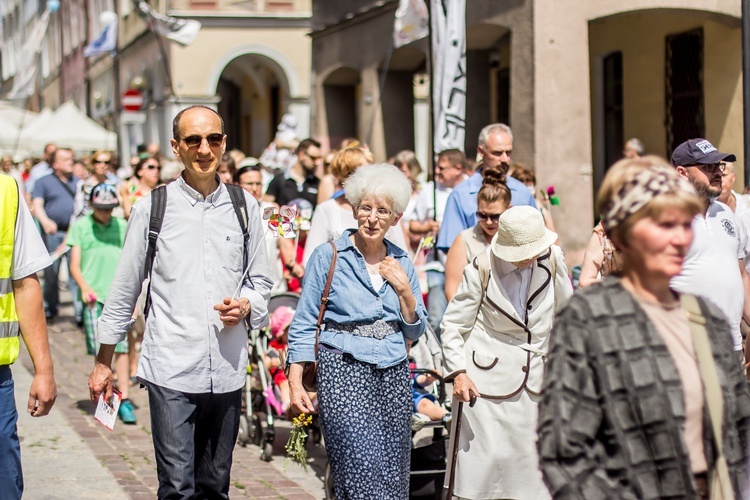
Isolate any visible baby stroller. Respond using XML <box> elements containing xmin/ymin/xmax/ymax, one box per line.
<box><xmin>237</xmin><ymin>292</ymin><xmax>297</xmax><ymax>460</ymax></box>
<box><xmin>409</xmin><ymin>323</ymin><xmax>450</xmax><ymax>499</ymax></box>
<box><xmin>322</xmin><ymin>323</ymin><xmax>449</xmax><ymax>500</ymax></box>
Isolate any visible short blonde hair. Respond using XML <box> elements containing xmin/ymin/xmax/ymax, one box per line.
<box><xmin>597</xmin><ymin>155</ymin><xmax>702</xmax><ymax>245</ymax></box>
<box><xmin>329</xmin><ymin>146</ymin><xmax>374</xmax><ymax>181</ymax></box>
<box><xmin>344</xmin><ymin>163</ymin><xmax>412</xmax><ymax>213</ymax></box>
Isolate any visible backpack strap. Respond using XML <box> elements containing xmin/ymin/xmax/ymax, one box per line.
<box><xmin>225</xmin><ymin>184</ymin><xmax>250</xmax><ymax>272</ymax></box>
<box><xmin>473</xmin><ymin>250</ymin><xmax>491</xmax><ymax>293</ymax></box>
<box><xmin>143</xmin><ymin>185</ymin><xmax>167</xmax><ymax>319</ymax></box>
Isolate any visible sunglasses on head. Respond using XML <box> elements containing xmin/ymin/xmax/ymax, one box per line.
<box><xmin>180</xmin><ymin>133</ymin><xmax>224</xmax><ymax>149</ymax></box>
<box><xmin>476</xmin><ymin>211</ymin><xmax>502</xmax><ymax>223</ymax></box>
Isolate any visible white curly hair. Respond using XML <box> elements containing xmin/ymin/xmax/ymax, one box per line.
<box><xmin>343</xmin><ymin>163</ymin><xmax>412</xmax><ymax>213</ymax></box>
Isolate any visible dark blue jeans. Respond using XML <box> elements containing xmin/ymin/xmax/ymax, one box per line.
<box><xmin>144</xmin><ymin>380</ymin><xmax>241</xmax><ymax>500</ymax></box>
<box><xmin>41</xmin><ymin>230</ymin><xmax>81</xmax><ymax>321</ymax></box>
<box><xmin>0</xmin><ymin>366</ymin><xmax>22</xmax><ymax>500</ymax></box>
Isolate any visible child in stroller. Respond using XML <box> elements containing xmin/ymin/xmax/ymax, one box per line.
<box><xmin>263</xmin><ymin>305</ymin><xmax>294</xmax><ymax>416</ymax></box>
<box><xmin>410</xmin><ymin>360</ymin><xmax>451</xmax><ymax>432</ymax></box>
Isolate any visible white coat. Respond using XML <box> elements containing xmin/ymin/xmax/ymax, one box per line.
<box><xmin>441</xmin><ymin>245</ymin><xmax>573</xmax><ymax>499</ymax></box>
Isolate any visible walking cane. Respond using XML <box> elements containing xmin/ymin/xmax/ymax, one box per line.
<box><xmin>443</xmin><ymin>393</ymin><xmax>476</xmax><ymax>500</ymax></box>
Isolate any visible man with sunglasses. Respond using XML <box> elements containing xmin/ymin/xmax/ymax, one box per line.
<box><xmin>90</xmin><ymin>105</ymin><xmax>273</xmax><ymax>499</ymax></box>
<box><xmin>265</xmin><ymin>137</ymin><xmax>322</xmax><ymax>208</ymax></box>
<box><xmin>671</xmin><ymin>139</ymin><xmax>750</xmax><ymax>368</ymax></box>
<box><xmin>436</xmin><ymin>124</ymin><xmax>536</xmax><ymax>254</ymax></box>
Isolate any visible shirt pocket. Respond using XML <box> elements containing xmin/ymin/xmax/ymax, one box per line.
<box><xmin>221</xmin><ymin>234</ymin><xmax>245</xmax><ymax>273</ymax></box>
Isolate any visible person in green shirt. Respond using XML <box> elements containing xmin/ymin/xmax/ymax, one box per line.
<box><xmin>68</xmin><ymin>183</ymin><xmax>136</xmax><ymax>424</ymax></box>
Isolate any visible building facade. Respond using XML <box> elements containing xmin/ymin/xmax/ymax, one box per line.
<box><xmin>312</xmin><ymin>0</ymin><xmax>744</xmax><ymax>258</ymax></box>
<box><xmin>1</xmin><ymin>0</ymin><xmax>312</xmax><ymax>162</ymax></box>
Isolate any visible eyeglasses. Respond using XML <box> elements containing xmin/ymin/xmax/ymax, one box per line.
<box><xmin>435</xmin><ymin>164</ymin><xmax>460</xmax><ymax>171</ymax></box>
<box><xmin>143</xmin><ymin>164</ymin><xmax>160</xmax><ymax>170</ymax></box>
<box><xmin>356</xmin><ymin>205</ymin><xmax>393</xmax><ymax>220</ymax></box>
<box><xmin>180</xmin><ymin>133</ymin><xmax>225</xmax><ymax>149</ymax></box>
<box><xmin>476</xmin><ymin>211</ymin><xmax>502</xmax><ymax>223</ymax></box>
<box><xmin>93</xmin><ymin>159</ymin><xmax>111</xmax><ymax>165</ymax></box>
<box><xmin>686</xmin><ymin>162</ymin><xmax>726</xmax><ymax>174</ymax></box>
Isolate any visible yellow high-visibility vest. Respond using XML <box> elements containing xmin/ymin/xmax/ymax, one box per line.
<box><xmin>0</xmin><ymin>174</ymin><xmax>20</xmax><ymax>365</ymax></box>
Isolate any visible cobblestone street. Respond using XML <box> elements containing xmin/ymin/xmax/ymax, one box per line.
<box><xmin>17</xmin><ymin>294</ymin><xmax>327</xmax><ymax>499</ymax></box>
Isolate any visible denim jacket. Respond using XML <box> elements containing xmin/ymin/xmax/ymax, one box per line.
<box><xmin>287</xmin><ymin>229</ymin><xmax>427</xmax><ymax>368</ymax></box>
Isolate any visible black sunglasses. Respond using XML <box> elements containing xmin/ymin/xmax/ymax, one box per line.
<box><xmin>180</xmin><ymin>133</ymin><xmax>225</xmax><ymax>149</ymax></box>
<box><xmin>93</xmin><ymin>159</ymin><xmax>111</xmax><ymax>165</ymax></box>
<box><xmin>476</xmin><ymin>211</ymin><xmax>502</xmax><ymax>223</ymax></box>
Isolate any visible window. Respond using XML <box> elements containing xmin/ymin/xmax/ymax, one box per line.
<box><xmin>603</xmin><ymin>51</ymin><xmax>623</xmax><ymax>170</ymax></box>
<box><xmin>665</xmin><ymin>29</ymin><xmax>704</xmax><ymax>155</ymax></box>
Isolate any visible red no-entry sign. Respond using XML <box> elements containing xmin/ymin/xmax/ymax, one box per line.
<box><xmin>122</xmin><ymin>89</ymin><xmax>143</xmax><ymax>111</ymax></box>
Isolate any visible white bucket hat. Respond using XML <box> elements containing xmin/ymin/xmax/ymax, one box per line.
<box><xmin>490</xmin><ymin>206</ymin><xmax>558</xmax><ymax>262</ymax></box>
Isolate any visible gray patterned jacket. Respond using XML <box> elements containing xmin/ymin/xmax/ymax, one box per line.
<box><xmin>537</xmin><ymin>279</ymin><xmax>750</xmax><ymax>499</ymax></box>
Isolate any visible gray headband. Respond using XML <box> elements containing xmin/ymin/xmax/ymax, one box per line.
<box><xmin>602</xmin><ymin>166</ymin><xmax>695</xmax><ymax>232</ymax></box>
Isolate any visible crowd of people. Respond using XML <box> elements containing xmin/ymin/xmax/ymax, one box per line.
<box><xmin>2</xmin><ymin>104</ymin><xmax>750</xmax><ymax>499</ymax></box>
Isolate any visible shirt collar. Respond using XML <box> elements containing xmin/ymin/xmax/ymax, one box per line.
<box><xmin>176</xmin><ymin>174</ymin><xmax>223</xmax><ymax>207</ymax></box>
<box><xmin>335</xmin><ymin>228</ymin><xmax>409</xmax><ymax>259</ymax></box>
<box><xmin>498</xmin><ymin>257</ymin><xmax>522</xmax><ymax>277</ymax></box>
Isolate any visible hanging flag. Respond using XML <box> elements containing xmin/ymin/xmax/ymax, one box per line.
<box><xmin>7</xmin><ymin>9</ymin><xmax>51</xmax><ymax>99</ymax></box>
<box><xmin>393</xmin><ymin>0</ymin><xmax>429</xmax><ymax>49</ymax></box>
<box><xmin>134</xmin><ymin>0</ymin><xmax>201</xmax><ymax>46</ymax></box>
<box><xmin>84</xmin><ymin>16</ymin><xmax>118</xmax><ymax>58</ymax></box>
<box><xmin>430</xmin><ymin>0</ymin><xmax>466</xmax><ymax>155</ymax></box>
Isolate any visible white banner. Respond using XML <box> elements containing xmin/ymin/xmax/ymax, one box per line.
<box><xmin>7</xmin><ymin>9</ymin><xmax>51</xmax><ymax>100</ymax></box>
<box><xmin>134</xmin><ymin>1</ymin><xmax>201</xmax><ymax>47</ymax></box>
<box><xmin>393</xmin><ymin>0</ymin><xmax>429</xmax><ymax>49</ymax></box>
<box><xmin>430</xmin><ymin>0</ymin><xmax>466</xmax><ymax>155</ymax></box>
<box><xmin>84</xmin><ymin>16</ymin><xmax>118</xmax><ymax>58</ymax></box>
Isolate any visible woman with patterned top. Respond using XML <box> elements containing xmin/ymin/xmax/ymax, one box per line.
<box><xmin>120</xmin><ymin>156</ymin><xmax>161</xmax><ymax>219</ymax></box>
<box><xmin>287</xmin><ymin>164</ymin><xmax>427</xmax><ymax>499</ymax></box>
<box><xmin>538</xmin><ymin>156</ymin><xmax>750</xmax><ymax>499</ymax></box>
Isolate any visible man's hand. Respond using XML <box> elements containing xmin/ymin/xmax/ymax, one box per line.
<box><xmin>214</xmin><ymin>297</ymin><xmax>250</xmax><ymax>327</ymax></box>
<box><xmin>41</xmin><ymin>219</ymin><xmax>57</xmax><ymax>235</ymax></box>
<box><xmin>28</xmin><ymin>371</ymin><xmax>56</xmax><ymax>417</ymax></box>
<box><xmin>89</xmin><ymin>362</ymin><xmax>115</xmax><ymax>404</ymax></box>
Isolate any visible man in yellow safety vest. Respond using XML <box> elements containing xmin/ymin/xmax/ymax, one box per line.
<box><xmin>0</xmin><ymin>172</ymin><xmax>57</xmax><ymax>499</ymax></box>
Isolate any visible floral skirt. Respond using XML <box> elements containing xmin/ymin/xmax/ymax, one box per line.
<box><xmin>317</xmin><ymin>348</ymin><xmax>411</xmax><ymax>499</ymax></box>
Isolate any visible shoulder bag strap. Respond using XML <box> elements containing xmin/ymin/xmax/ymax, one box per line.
<box><xmin>52</xmin><ymin>173</ymin><xmax>77</xmax><ymax>199</ymax></box>
<box><xmin>143</xmin><ymin>185</ymin><xmax>167</xmax><ymax>319</ymax></box>
<box><xmin>314</xmin><ymin>241</ymin><xmax>338</xmax><ymax>358</ymax></box>
<box><xmin>681</xmin><ymin>293</ymin><xmax>734</xmax><ymax>499</ymax></box>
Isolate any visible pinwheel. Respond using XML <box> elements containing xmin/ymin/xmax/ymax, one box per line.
<box><xmin>263</xmin><ymin>205</ymin><xmax>297</xmax><ymax>239</ymax></box>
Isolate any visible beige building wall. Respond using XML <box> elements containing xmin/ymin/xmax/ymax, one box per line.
<box><xmin>171</xmin><ymin>28</ymin><xmax>311</xmax><ymax>100</ymax></box>
<box><xmin>589</xmin><ymin>11</ymin><xmax>743</xmax><ymax>181</ymax></box>
<box><xmin>534</xmin><ymin>0</ymin><xmax>741</xmax><ymax>261</ymax></box>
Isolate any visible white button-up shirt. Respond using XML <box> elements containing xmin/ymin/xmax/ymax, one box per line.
<box><xmin>498</xmin><ymin>259</ymin><xmax>532</xmax><ymax>319</ymax></box>
<box><xmin>98</xmin><ymin>176</ymin><xmax>273</xmax><ymax>393</ymax></box>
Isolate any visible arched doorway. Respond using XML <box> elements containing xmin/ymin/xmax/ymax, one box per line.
<box><xmin>322</xmin><ymin>67</ymin><xmax>360</xmax><ymax>151</ymax></box>
<box><xmin>215</xmin><ymin>53</ymin><xmax>292</xmax><ymax>157</ymax></box>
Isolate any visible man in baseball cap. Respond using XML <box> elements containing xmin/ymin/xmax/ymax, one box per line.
<box><xmin>671</xmin><ymin>139</ymin><xmax>750</xmax><ymax>368</ymax></box>
<box><xmin>671</xmin><ymin>138</ymin><xmax>736</xmax><ymax>200</ymax></box>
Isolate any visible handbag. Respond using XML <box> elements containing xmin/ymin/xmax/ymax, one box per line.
<box><xmin>681</xmin><ymin>294</ymin><xmax>734</xmax><ymax>500</ymax></box>
<box><xmin>300</xmin><ymin>240</ymin><xmax>338</xmax><ymax>392</ymax></box>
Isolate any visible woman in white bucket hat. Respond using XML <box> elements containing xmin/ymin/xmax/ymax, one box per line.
<box><xmin>441</xmin><ymin>205</ymin><xmax>573</xmax><ymax>499</ymax></box>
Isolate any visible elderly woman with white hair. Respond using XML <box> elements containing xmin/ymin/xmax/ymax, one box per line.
<box><xmin>441</xmin><ymin>205</ymin><xmax>573</xmax><ymax>499</ymax></box>
<box><xmin>287</xmin><ymin>163</ymin><xmax>428</xmax><ymax>498</ymax></box>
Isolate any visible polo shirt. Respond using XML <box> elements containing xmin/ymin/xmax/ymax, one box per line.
<box><xmin>671</xmin><ymin>200</ymin><xmax>745</xmax><ymax>350</ymax></box>
<box><xmin>266</xmin><ymin>171</ymin><xmax>319</xmax><ymax>208</ymax></box>
<box><xmin>32</xmin><ymin>173</ymin><xmax>79</xmax><ymax>230</ymax></box>
<box><xmin>66</xmin><ymin>214</ymin><xmax>127</xmax><ymax>303</ymax></box>
<box><xmin>436</xmin><ymin>169</ymin><xmax>536</xmax><ymax>251</ymax></box>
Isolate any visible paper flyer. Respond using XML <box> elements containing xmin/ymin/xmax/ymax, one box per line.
<box><xmin>94</xmin><ymin>389</ymin><xmax>122</xmax><ymax>431</ymax></box>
